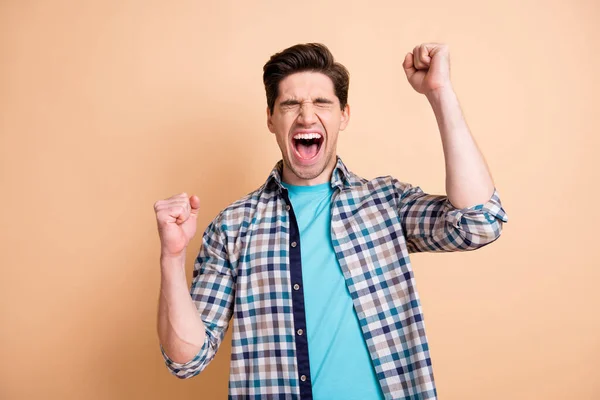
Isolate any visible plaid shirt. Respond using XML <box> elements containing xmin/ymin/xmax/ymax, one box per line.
<box><xmin>160</xmin><ymin>157</ymin><xmax>508</xmax><ymax>399</ymax></box>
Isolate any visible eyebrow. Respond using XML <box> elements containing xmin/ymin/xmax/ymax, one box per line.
<box><xmin>279</xmin><ymin>97</ymin><xmax>335</xmax><ymax>106</ymax></box>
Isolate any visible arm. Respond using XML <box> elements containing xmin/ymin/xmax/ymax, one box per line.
<box><xmin>397</xmin><ymin>43</ymin><xmax>508</xmax><ymax>252</ymax></box>
<box><xmin>158</xmin><ymin>219</ymin><xmax>235</xmax><ymax>379</ymax></box>
<box><xmin>404</xmin><ymin>43</ymin><xmax>495</xmax><ymax>208</ymax></box>
<box><xmin>157</xmin><ymin>253</ymin><xmax>206</xmax><ymax>364</ymax></box>
<box><xmin>395</xmin><ymin>179</ymin><xmax>507</xmax><ymax>253</ymax></box>
<box><xmin>426</xmin><ymin>86</ymin><xmax>495</xmax><ymax>209</ymax></box>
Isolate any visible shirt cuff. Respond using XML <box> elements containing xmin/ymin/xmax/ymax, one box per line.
<box><xmin>444</xmin><ymin>187</ymin><xmax>508</xmax><ymax>229</ymax></box>
<box><xmin>160</xmin><ymin>341</ymin><xmax>206</xmax><ymax>369</ymax></box>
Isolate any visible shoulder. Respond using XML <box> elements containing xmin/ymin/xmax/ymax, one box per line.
<box><xmin>207</xmin><ymin>183</ymin><xmax>271</xmax><ymax>235</ymax></box>
<box><xmin>345</xmin><ymin>169</ymin><xmax>413</xmax><ymax>198</ymax></box>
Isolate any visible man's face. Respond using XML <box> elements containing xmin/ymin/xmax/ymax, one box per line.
<box><xmin>267</xmin><ymin>71</ymin><xmax>350</xmax><ymax>185</ymax></box>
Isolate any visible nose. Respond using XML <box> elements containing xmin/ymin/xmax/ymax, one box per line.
<box><xmin>297</xmin><ymin>101</ymin><xmax>318</xmax><ymax>125</ymax></box>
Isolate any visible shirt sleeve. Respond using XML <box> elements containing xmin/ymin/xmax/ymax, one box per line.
<box><xmin>394</xmin><ymin>179</ymin><xmax>509</xmax><ymax>253</ymax></box>
<box><xmin>160</xmin><ymin>217</ymin><xmax>235</xmax><ymax>379</ymax></box>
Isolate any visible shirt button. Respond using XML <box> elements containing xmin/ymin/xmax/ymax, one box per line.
<box><xmin>297</xmin><ymin>329</ymin><xmax>303</xmax><ymax>336</ymax></box>
<box><xmin>293</xmin><ymin>283</ymin><xmax>300</xmax><ymax>290</ymax></box>
<box><xmin>300</xmin><ymin>375</ymin><xmax>307</xmax><ymax>382</ymax></box>
<box><xmin>291</xmin><ymin>241</ymin><xmax>297</xmax><ymax>248</ymax></box>
<box><xmin>285</xmin><ymin>205</ymin><xmax>291</xmax><ymax>211</ymax></box>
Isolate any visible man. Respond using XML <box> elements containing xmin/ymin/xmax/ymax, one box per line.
<box><xmin>154</xmin><ymin>43</ymin><xmax>508</xmax><ymax>399</ymax></box>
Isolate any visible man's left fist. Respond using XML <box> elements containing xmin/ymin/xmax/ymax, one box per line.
<box><xmin>403</xmin><ymin>43</ymin><xmax>451</xmax><ymax>95</ymax></box>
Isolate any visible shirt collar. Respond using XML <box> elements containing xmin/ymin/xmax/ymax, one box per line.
<box><xmin>265</xmin><ymin>156</ymin><xmax>359</xmax><ymax>192</ymax></box>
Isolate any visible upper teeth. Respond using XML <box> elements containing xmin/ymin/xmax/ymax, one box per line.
<box><xmin>294</xmin><ymin>133</ymin><xmax>322</xmax><ymax>140</ymax></box>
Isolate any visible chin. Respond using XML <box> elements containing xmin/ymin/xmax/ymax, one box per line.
<box><xmin>292</xmin><ymin>165</ymin><xmax>324</xmax><ymax>180</ymax></box>
<box><xmin>285</xmin><ymin>153</ymin><xmax>333</xmax><ymax>182</ymax></box>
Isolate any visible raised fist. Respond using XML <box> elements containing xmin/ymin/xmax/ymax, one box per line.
<box><xmin>403</xmin><ymin>43</ymin><xmax>451</xmax><ymax>95</ymax></box>
<box><xmin>153</xmin><ymin>193</ymin><xmax>200</xmax><ymax>258</ymax></box>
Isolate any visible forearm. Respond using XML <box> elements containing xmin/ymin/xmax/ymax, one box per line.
<box><xmin>157</xmin><ymin>253</ymin><xmax>206</xmax><ymax>364</ymax></box>
<box><xmin>426</xmin><ymin>86</ymin><xmax>495</xmax><ymax>209</ymax></box>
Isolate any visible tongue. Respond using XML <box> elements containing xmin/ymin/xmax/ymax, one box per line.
<box><xmin>297</xmin><ymin>142</ymin><xmax>318</xmax><ymax>159</ymax></box>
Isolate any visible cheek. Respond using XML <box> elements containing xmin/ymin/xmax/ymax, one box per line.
<box><xmin>275</xmin><ymin>132</ymin><xmax>287</xmax><ymax>148</ymax></box>
<box><xmin>275</xmin><ymin>116</ymin><xmax>294</xmax><ymax>131</ymax></box>
<box><xmin>318</xmin><ymin>108</ymin><xmax>339</xmax><ymax>122</ymax></box>
<box><xmin>319</xmin><ymin>114</ymin><xmax>340</xmax><ymax>136</ymax></box>
<box><xmin>271</xmin><ymin>118</ymin><xmax>288</xmax><ymax>137</ymax></box>
<box><xmin>273</xmin><ymin>127</ymin><xmax>290</xmax><ymax>149</ymax></box>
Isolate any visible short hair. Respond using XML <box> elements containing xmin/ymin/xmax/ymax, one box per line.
<box><xmin>262</xmin><ymin>43</ymin><xmax>349</xmax><ymax>114</ymax></box>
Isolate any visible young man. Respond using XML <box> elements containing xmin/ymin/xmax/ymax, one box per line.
<box><xmin>154</xmin><ymin>43</ymin><xmax>508</xmax><ymax>399</ymax></box>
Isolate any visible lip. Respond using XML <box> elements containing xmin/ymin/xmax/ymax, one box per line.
<box><xmin>291</xmin><ymin>129</ymin><xmax>323</xmax><ymax>136</ymax></box>
<box><xmin>289</xmin><ymin>130</ymin><xmax>324</xmax><ymax>165</ymax></box>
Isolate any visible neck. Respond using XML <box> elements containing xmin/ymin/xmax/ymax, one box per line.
<box><xmin>282</xmin><ymin>157</ymin><xmax>337</xmax><ymax>186</ymax></box>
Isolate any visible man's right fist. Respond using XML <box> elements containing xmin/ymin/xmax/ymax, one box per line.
<box><xmin>153</xmin><ymin>193</ymin><xmax>200</xmax><ymax>258</ymax></box>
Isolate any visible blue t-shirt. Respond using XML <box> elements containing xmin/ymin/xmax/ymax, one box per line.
<box><xmin>282</xmin><ymin>182</ymin><xmax>384</xmax><ymax>400</ymax></box>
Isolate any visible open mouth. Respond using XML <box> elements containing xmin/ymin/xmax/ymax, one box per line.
<box><xmin>292</xmin><ymin>132</ymin><xmax>324</xmax><ymax>161</ymax></box>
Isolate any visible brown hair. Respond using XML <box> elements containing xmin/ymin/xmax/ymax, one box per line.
<box><xmin>263</xmin><ymin>43</ymin><xmax>349</xmax><ymax>114</ymax></box>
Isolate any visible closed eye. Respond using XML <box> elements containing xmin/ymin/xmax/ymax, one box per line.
<box><xmin>279</xmin><ymin>98</ymin><xmax>335</xmax><ymax>111</ymax></box>
<box><xmin>314</xmin><ymin>97</ymin><xmax>334</xmax><ymax>105</ymax></box>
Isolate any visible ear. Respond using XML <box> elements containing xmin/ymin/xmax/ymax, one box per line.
<box><xmin>266</xmin><ymin>106</ymin><xmax>275</xmax><ymax>134</ymax></box>
<box><xmin>339</xmin><ymin>103</ymin><xmax>351</xmax><ymax>131</ymax></box>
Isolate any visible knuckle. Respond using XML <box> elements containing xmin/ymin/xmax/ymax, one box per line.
<box><xmin>156</xmin><ymin>213</ymin><xmax>167</xmax><ymax>225</ymax></box>
<box><xmin>174</xmin><ymin>205</ymin><xmax>186</xmax><ymax>216</ymax></box>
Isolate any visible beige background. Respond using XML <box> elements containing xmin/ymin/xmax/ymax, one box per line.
<box><xmin>1</xmin><ymin>0</ymin><xmax>599</xmax><ymax>399</ymax></box>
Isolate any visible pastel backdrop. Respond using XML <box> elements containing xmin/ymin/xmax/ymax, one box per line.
<box><xmin>1</xmin><ymin>1</ymin><xmax>598</xmax><ymax>399</ymax></box>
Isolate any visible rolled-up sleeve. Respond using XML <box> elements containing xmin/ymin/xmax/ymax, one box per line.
<box><xmin>160</xmin><ymin>217</ymin><xmax>235</xmax><ymax>379</ymax></box>
<box><xmin>395</xmin><ymin>180</ymin><xmax>509</xmax><ymax>253</ymax></box>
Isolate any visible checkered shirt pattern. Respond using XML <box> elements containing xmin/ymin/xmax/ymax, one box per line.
<box><xmin>160</xmin><ymin>157</ymin><xmax>508</xmax><ymax>399</ymax></box>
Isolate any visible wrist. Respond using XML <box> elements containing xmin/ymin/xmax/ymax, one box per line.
<box><xmin>425</xmin><ymin>84</ymin><xmax>455</xmax><ymax>104</ymax></box>
<box><xmin>160</xmin><ymin>251</ymin><xmax>186</xmax><ymax>271</ymax></box>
